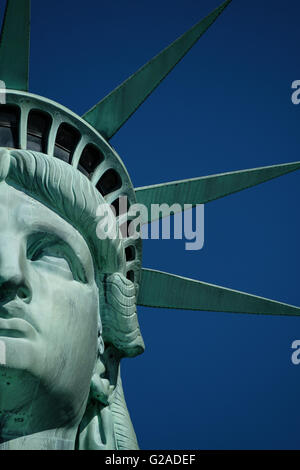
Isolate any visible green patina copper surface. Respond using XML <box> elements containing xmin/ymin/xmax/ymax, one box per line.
<box><xmin>139</xmin><ymin>269</ymin><xmax>300</xmax><ymax>316</ymax></box>
<box><xmin>82</xmin><ymin>0</ymin><xmax>232</xmax><ymax>140</ymax></box>
<box><xmin>135</xmin><ymin>162</ymin><xmax>300</xmax><ymax>222</ymax></box>
<box><xmin>0</xmin><ymin>0</ymin><xmax>30</xmax><ymax>91</ymax></box>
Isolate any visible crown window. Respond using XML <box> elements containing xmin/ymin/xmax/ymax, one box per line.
<box><xmin>125</xmin><ymin>246</ymin><xmax>136</xmax><ymax>262</ymax></box>
<box><xmin>27</xmin><ymin>110</ymin><xmax>51</xmax><ymax>153</ymax></box>
<box><xmin>54</xmin><ymin>123</ymin><xmax>80</xmax><ymax>163</ymax></box>
<box><xmin>96</xmin><ymin>169</ymin><xmax>122</xmax><ymax>196</ymax></box>
<box><xmin>78</xmin><ymin>144</ymin><xmax>104</xmax><ymax>177</ymax></box>
<box><xmin>110</xmin><ymin>195</ymin><xmax>130</xmax><ymax>217</ymax></box>
<box><xmin>0</xmin><ymin>105</ymin><xmax>20</xmax><ymax>148</ymax></box>
<box><xmin>126</xmin><ymin>270</ymin><xmax>135</xmax><ymax>282</ymax></box>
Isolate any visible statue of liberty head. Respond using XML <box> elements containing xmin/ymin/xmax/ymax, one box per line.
<box><xmin>0</xmin><ymin>0</ymin><xmax>299</xmax><ymax>450</ymax></box>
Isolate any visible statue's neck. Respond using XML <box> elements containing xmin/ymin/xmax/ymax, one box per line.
<box><xmin>0</xmin><ymin>426</ymin><xmax>78</xmax><ymax>450</ymax></box>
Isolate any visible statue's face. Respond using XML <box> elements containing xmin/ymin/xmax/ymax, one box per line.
<box><xmin>0</xmin><ymin>181</ymin><xmax>99</xmax><ymax>423</ymax></box>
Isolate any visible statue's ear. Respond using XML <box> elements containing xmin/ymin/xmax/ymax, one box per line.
<box><xmin>99</xmin><ymin>272</ymin><xmax>145</xmax><ymax>358</ymax></box>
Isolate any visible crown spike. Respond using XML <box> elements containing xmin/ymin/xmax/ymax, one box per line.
<box><xmin>82</xmin><ymin>0</ymin><xmax>232</xmax><ymax>140</ymax></box>
<box><xmin>138</xmin><ymin>269</ymin><xmax>300</xmax><ymax>316</ymax></box>
<box><xmin>135</xmin><ymin>161</ymin><xmax>300</xmax><ymax>222</ymax></box>
<box><xmin>0</xmin><ymin>0</ymin><xmax>30</xmax><ymax>91</ymax></box>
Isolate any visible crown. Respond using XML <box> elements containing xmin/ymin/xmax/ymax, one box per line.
<box><xmin>1</xmin><ymin>0</ymin><xmax>300</xmax><ymax>317</ymax></box>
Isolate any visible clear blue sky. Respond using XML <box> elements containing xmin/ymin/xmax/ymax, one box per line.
<box><xmin>17</xmin><ymin>0</ymin><xmax>300</xmax><ymax>449</ymax></box>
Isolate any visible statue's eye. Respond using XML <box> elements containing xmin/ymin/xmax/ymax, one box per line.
<box><xmin>27</xmin><ymin>233</ymin><xmax>87</xmax><ymax>283</ymax></box>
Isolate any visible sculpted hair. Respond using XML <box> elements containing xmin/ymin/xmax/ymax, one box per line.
<box><xmin>0</xmin><ymin>148</ymin><xmax>144</xmax><ymax>450</ymax></box>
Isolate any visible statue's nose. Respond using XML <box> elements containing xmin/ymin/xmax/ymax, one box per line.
<box><xmin>0</xmin><ymin>241</ymin><xmax>32</xmax><ymax>305</ymax></box>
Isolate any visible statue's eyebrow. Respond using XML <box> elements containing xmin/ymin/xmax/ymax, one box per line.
<box><xmin>25</xmin><ymin>219</ymin><xmax>92</xmax><ymax>260</ymax></box>
<box><xmin>26</xmin><ymin>231</ymin><xmax>90</xmax><ymax>284</ymax></box>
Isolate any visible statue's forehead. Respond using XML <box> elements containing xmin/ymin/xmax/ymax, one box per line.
<box><xmin>0</xmin><ymin>182</ymin><xmax>39</xmax><ymax>218</ymax></box>
<box><xmin>0</xmin><ymin>182</ymin><xmax>61</xmax><ymax>226</ymax></box>
<box><xmin>0</xmin><ymin>182</ymin><xmax>93</xmax><ymax>260</ymax></box>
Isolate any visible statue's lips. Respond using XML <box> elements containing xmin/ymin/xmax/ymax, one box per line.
<box><xmin>0</xmin><ymin>318</ymin><xmax>36</xmax><ymax>339</ymax></box>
